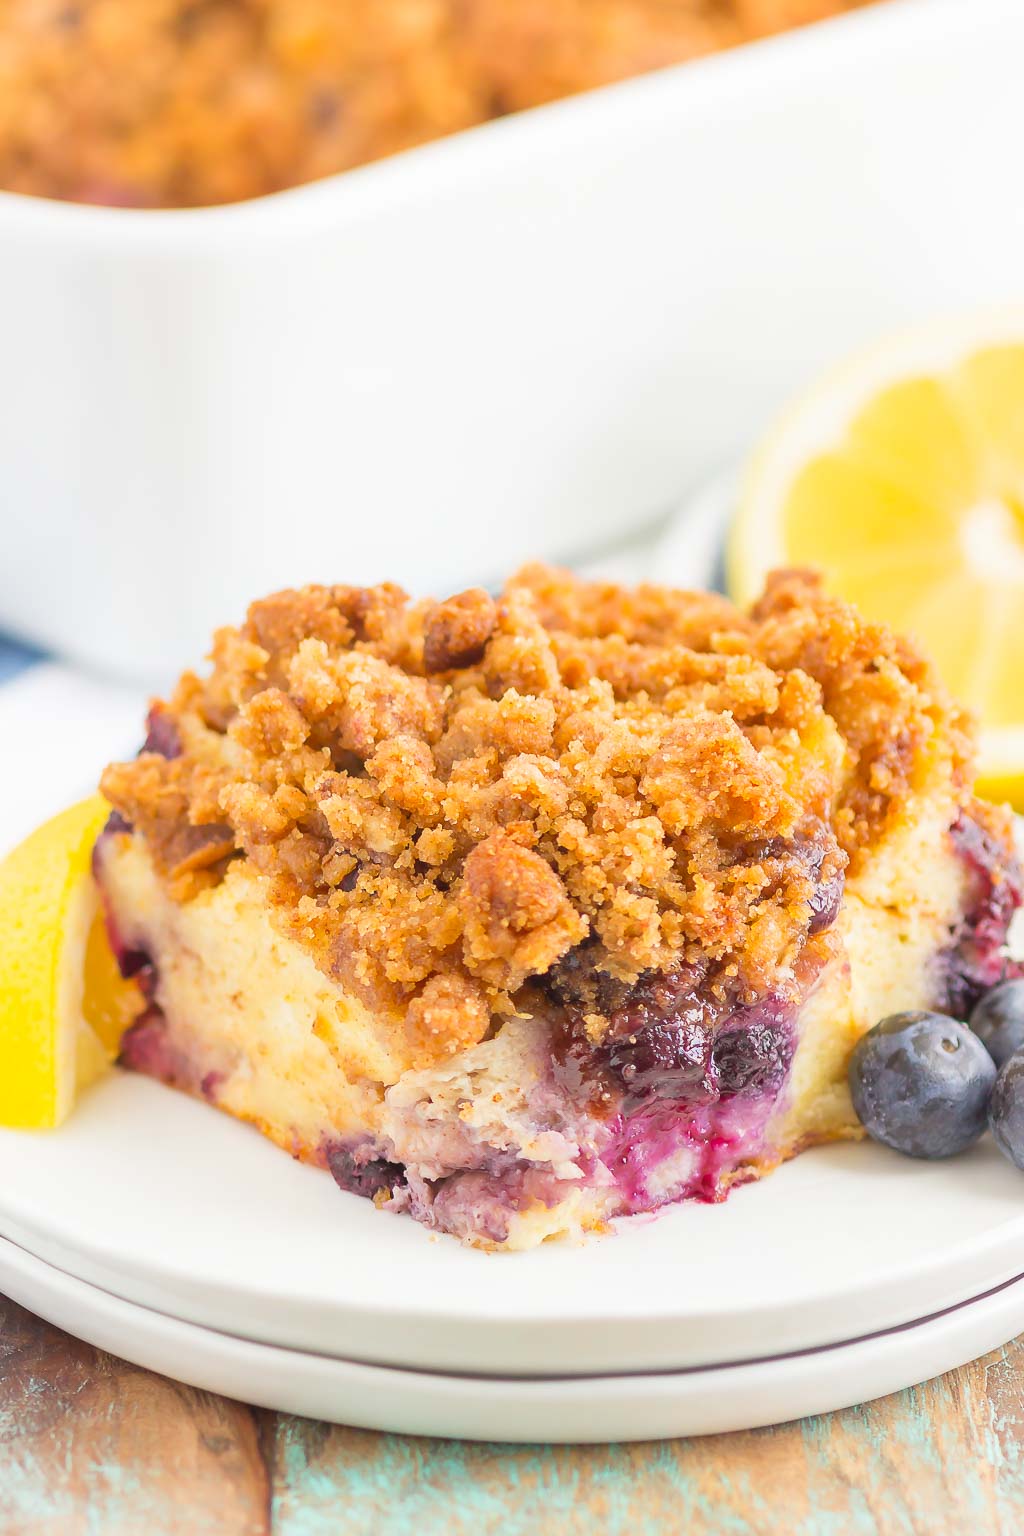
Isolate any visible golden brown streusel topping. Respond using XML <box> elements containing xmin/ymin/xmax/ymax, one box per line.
<box><xmin>100</xmin><ymin>565</ymin><xmax>974</xmax><ymax>1064</ymax></box>
<box><xmin>2</xmin><ymin>0</ymin><xmax>880</xmax><ymax>209</ymax></box>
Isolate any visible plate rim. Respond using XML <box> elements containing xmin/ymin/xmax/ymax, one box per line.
<box><xmin>4</xmin><ymin>1231</ymin><xmax>1024</xmax><ymax>1443</ymax></box>
<box><xmin>4</xmin><ymin>1074</ymin><xmax>1024</xmax><ymax>1378</ymax></box>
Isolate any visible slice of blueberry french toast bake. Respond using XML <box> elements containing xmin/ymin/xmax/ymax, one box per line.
<box><xmin>94</xmin><ymin>565</ymin><xmax>1023</xmax><ymax>1249</ymax></box>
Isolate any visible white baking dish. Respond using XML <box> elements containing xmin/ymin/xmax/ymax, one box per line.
<box><xmin>0</xmin><ymin>0</ymin><xmax>1020</xmax><ymax>681</ymax></box>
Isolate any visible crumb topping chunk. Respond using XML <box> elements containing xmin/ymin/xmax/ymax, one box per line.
<box><xmin>100</xmin><ymin>565</ymin><xmax>973</xmax><ymax>1064</ymax></box>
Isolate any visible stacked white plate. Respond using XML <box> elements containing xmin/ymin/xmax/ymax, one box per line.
<box><xmin>3</xmin><ymin>1070</ymin><xmax>1024</xmax><ymax>1442</ymax></box>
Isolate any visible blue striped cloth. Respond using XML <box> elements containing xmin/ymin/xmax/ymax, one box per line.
<box><xmin>0</xmin><ymin>634</ymin><xmax>41</xmax><ymax>685</ymax></box>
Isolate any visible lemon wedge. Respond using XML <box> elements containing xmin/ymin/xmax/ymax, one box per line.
<box><xmin>0</xmin><ymin>796</ymin><xmax>139</xmax><ymax>1128</ymax></box>
<box><xmin>728</xmin><ymin>315</ymin><xmax>1024</xmax><ymax>805</ymax></box>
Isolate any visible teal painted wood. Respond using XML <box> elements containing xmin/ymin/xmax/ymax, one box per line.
<box><xmin>265</xmin><ymin>1360</ymin><xmax>1018</xmax><ymax>1536</ymax></box>
<box><xmin>0</xmin><ymin>1296</ymin><xmax>269</xmax><ymax>1536</ymax></box>
<box><xmin>4</xmin><ymin>1288</ymin><xmax>1024</xmax><ymax>1536</ymax></box>
<box><xmin>270</xmin><ymin>1420</ymin><xmax>708</xmax><ymax>1536</ymax></box>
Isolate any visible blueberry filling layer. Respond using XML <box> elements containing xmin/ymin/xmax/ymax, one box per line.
<box><xmin>596</xmin><ymin>970</ymin><xmax>795</xmax><ymax>1108</ymax></box>
<box><xmin>592</xmin><ymin>985</ymin><xmax>798</xmax><ymax>1207</ymax></box>
<box><xmin>321</xmin><ymin>975</ymin><xmax>800</xmax><ymax>1236</ymax></box>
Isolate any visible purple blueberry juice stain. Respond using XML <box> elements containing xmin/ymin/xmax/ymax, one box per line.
<box><xmin>598</xmin><ymin>1000</ymin><xmax>797</xmax><ymax>1211</ymax></box>
<box><xmin>117</xmin><ymin>1005</ymin><xmax>195</xmax><ymax>1090</ymax></box>
<box><xmin>114</xmin><ymin>942</ymin><xmax>156</xmax><ymax>990</ymax></box>
<box><xmin>602</xmin><ymin>1096</ymin><xmax>768</xmax><ymax>1209</ymax></box>
<box><xmin>95</xmin><ymin>895</ymin><xmax>155</xmax><ymax>988</ymax></box>
<box><xmin>100</xmin><ymin>809</ymin><xmax>132</xmax><ymax>839</ymax></box>
<box><xmin>324</xmin><ymin>1130</ymin><xmax>583</xmax><ymax>1244</ymax></box>
<box><xmin>92</xmin><ymin>843</ymin><xmax>158</xmax><ymax>994</ymax></box>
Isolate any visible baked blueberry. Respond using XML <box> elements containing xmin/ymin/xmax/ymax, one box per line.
<box><xmin>849</xmin><ymin>1011</ymin><xmax>996</xmax><ymax>1159</ymax></box>
<box><xmin>969</xmin><ymin>979</ymin><xmax>1024</xmax><ymax>1068</ymax></box>
<box><xmin>606</xmin><ymin>1019</ymin><xmax>713</xmax><ymax>1101</ymax></box>
<box><xmin>326</xmin><ymin>1143</ymin><xmax>406</xmax><ymax>1200</ymax></box>
<box><xmin>713</xmin><ymin>1019</ymin><xmax>790</xmax><ymax>1097</ymax></box>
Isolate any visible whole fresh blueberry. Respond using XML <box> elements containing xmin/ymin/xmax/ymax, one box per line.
<box><xmin>988</xmin><ymin>1054</ymin><xmax>1024</xmax><ymax>1171</ymax></box>
<box><xmin>969</xmin><ymin>979</ymin><xmax>1024</xmax><ymax>1068</ymax></box>
<box><xmin>848</xmin><ymin>1011</ymin><xmax>996</xmax><ymax>1159</ymax></box>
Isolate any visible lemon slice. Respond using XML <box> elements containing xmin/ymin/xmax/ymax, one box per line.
<box><xmin>728</xmin><ymin>313</ymin><xmax>1024</xmax><ymax>805</ymax></box>
<box><xmin>0</xmin><ymin>796</ymin><xmax>140</xmax><ymax>1128</ymax></box>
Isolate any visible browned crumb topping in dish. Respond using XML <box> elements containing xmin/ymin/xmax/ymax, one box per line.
<box><xmin>100</xmin><ymin>565</ymin><xmax>974</xmax><ymax>1067</ymax></box>
<box><xmin>1</xmin><ymin>0</ymin><xmax>880</xmax><ymax>208</ymax></box>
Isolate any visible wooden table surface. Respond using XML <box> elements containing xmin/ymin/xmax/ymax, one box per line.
<box><xmin>3</xmin><ymin>1295</ymin><xmax>1024</xmax><ymax>1535</ymax></box>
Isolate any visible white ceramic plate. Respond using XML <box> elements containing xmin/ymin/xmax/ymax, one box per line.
<box><xmin>2</xmin><ymin>1071</ymin><xmax>1024</xmax><ymax>1379</ymax></box>
<box><xmin>4</xmin><ymin>1233</ymin><xmax>1023</xmax><ymax>1443</ymax></box>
